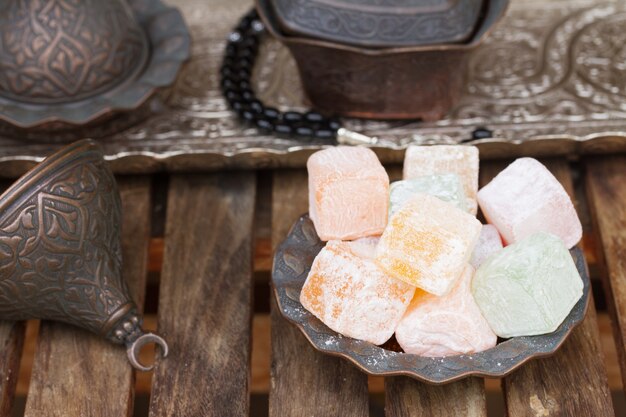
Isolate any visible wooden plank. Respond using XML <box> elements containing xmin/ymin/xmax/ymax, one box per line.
<box><xmin>0</xmin><ymin>179</ymin><xmax>25</xmax><ymax>417</ymax></box>
<box><xmin>385</xmin><ymin>377</ymin><xmax>486</xmax><ymax>417</ymax></box>
<box><xmin>586</xmin><ymin>155</ymin><xmax>626</xmax><ymax>393</ymax></box>
<box><xmin>480</xmin><ymin>159</ymin><xmax>614</xmax><ymax>417</ymax></box>
<box><xmin>22</xmin><ymin>176</ymin><xmax>152</xmax><ymax>417</ymax></box>
<box><xmin>149</xmin><ymin>172</ymin><xmax>256</xmax><ymax>417</ymax></box>
<box><xmin>385</xmin><ymin>163</ymin><xmax>487</xmax><ymax>417</ymax></box>
<box><xmin>270</xmin><ymin>169</ymin><xmax>369</xmax><ymax>417</ymax></box>
<box><xmin>0</xmin><ymin>322</ymin><xmax>24</xmax><ymax>417</ymax></box>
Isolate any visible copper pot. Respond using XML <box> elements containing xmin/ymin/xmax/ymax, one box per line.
<box><xmin>0</xmin><ymin>140</ymin><xmax>167</xmax><ymax>371</ymax></box>
<box><xmin>256</xmin><ymin>0</ymin><xmax>509</xmax><ymax>120</ymax></box>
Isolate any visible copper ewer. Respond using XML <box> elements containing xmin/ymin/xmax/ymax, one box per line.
<box><xmin>0</xmin><ymin>140</ymin><xmax>167</xmax><ymax>371</ymax></box>
<box><xmin>256</xmin><ymin>0</ymin><xmax>509</xmax><ymax>120</ymax></box>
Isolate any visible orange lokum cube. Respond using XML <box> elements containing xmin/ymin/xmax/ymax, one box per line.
<box><xmin>307</xmin><ymin>147</ymin><xmax>389</xmax><ymax>241</ymax></box>
<box><xmin>375</xmin><ymin>194</ymin><xmax>481</xmax><ymax>296</ymax></box>
<box><xmin>300</xmin><ymin>238</ymin><xmax>415</xmax><ymax>345</ymax></box>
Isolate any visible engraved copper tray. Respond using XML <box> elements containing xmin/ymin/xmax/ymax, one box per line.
<box><xmin>0</xmin><ymin>0</ymin><xmax>625</xmax><ymax>177</ymax></box>
<box><xmin>272</xmin><ymin>215</ymin><xmax>590</xmax><ymax>384</ymax></box>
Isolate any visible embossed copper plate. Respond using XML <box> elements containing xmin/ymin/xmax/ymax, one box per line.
<box><xmin>0</xmin><ymin>0</ymin><xmax>625</xmax><ymax>174</ymax></box>
<box><xmin>0</xmin><ymin>0</ymin><xmax>190</xmax><ymax>131</ymax></box>
<box><xmin>272</xmin><ymin>215</ymin><xmax>591</xmax><ymax>384</ymax></box>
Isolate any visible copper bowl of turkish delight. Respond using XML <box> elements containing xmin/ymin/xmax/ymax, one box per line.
<box><xmin>271</xmin><ymin>145</ymin><xmax>589</xmax><ymax>384</ymax></box>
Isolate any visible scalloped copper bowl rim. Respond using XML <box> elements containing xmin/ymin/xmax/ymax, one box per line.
<box><xmin>0</xmin><ymin>0</ymin><xmax>190</xmax><ymax>129</ymax></box>
<box><xmin>272</xmin><ymin>215</ymin><xmax>591</xmax><ymax>385</ymax></box>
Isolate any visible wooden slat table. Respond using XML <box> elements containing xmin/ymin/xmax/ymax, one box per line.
<box><xmin>0</xmin><ymin>154</ymin><xmax>624</xmax><ymax>417</ymax></box>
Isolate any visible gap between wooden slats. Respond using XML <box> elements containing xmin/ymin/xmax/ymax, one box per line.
<box><xmin>148</xmin><ymin>173</ymin><xmax>256</xmax><ymax>417</ymax></box>
<box><xmin>479</xmin><ymin>159</ymin><xmax>614</xmax><ymax>417</ymax></box>
<box><xmin>270</xmin><ymin>169</ymin><xmax>369</xmax><ymax>417</ymax></box>
<box><xmin>585</xmin><ymin>156</ymin><xmax>626</xmax><ymax>396</ymax></box>
<box><xmin>21</xmin><ymin>176</ymin><xmax>152</xmax><ymax>417</ymax></box>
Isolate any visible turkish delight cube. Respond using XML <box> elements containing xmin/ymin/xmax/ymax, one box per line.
<box><xmin>308</xmin><ymin>146</ymin><xmax>389</xmax><ymax>241</ymax></box>
<box><xmin>375</xmin><ymin>194</ymin><xmax>482</xmax><ymax>296</ymax></box>
<box><xmin>477</xmin><ymin>158</ymin><xmax>582</xmax><ymax>249</ymax></box>
<box><xmin>389</xmin><ymin>174</ymin><xmax>467</xmax><ymax>218</ymax></box>
<box><xmin>403</xmin><ymin>145</ymin><xmax>479</xmax><ymax>214</ymax></box>
<box><xmin>396</xmin><ymin>265</ymin><xmax>497</xmax><ymax>357</ymax></box>
<box><xmin>470</xmin><ymin>224</ymin><xmax>503</xmax><ymax>268</ymax></box>
<box><xmin>300</xmin><ymin>238</ymin><xmax>415</xmax><ymax>345</ymax></box>
<box><xmin>471</xmin><ymin>232</ymin><xmax>584</xmax><ymax>338</ymax></box>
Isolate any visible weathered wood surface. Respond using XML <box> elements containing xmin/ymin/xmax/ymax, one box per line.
<box><xmin>480</xmin><ymin>159</ymin><xmax>614</xmax><ymax>417</ymax></box>
<box><xmin>385</xmin><ymin>377</ymin><xmax>487</xmax><ymax>417</ymax></box>
<box><xmin>270</xmin><ymin>169</ymin><xmax>369</xmax><ymax>417</ymax></box>
<box><xmin>586</xmin><ymin>156</ymin><xmax>626</xmax><ymax>394</ymax></box>
<box><xmin>0</xmin><ymin>180</ymin><xmax>25</xmax><ymax>417</ymax></box>
<box><xmin>0</xmin><ymin>322</ymin><xmax>24</xmax><ymax>417</ymax></box>
<box><xmin>22</xmin><ymin>177</ymin><xmax>152</xmax><ymax>417</ymax></box>
<box><xmin>385</xmin><ymin>165</ymin><xmax>488</xmax><ymax>417</ymax></box>
<box><xmin>149</xmin><ymin>172</ymin><xmax>256</xmax><ymax>417</ymax></box>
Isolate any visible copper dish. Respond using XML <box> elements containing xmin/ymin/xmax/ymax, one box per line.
<box><xmin>272</xmin><ymin>215</ymin><xmax>590</xmax><ymax>384</ymax></box>
<box><xmin>256</xmin><ymin>0</ymin><xmax>509</xmax><ymax>120</ymax></box>
<box><xmin>0</xmin><ymin>0</ymin><xmax>190</xmax><ymax>135</ymax></box>
<box><xmin>271</xmin><ymin>0</ymin><xmax>485</xmax><ymax>48</ymax></box>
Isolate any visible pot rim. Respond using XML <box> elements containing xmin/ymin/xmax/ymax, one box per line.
<box><xmin>256</xmin><ymin>0</ymin><xmax>510</xmax><ymax>55</ymax></box>
<box><xmin>0</xmin><ymin>140</ymin><xmax>101</xmax><ymax>214</ymax></box>
<box><xmin>271</xmin><ymin>0</ymin><xmax>484</xmax><ymax>48</ymax></box>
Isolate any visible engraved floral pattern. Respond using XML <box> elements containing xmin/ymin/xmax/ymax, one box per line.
<box><xmin>0</xmin><ymin>145</ymin><xmax>128</xmax><ymax>335</ymax></box>
<box><xmin>0</xmin><ymin>0</ymin><xmax>147</xmax><ymax>103</ymax></box>
<box><xmin>273</xmin><ymin>0</ymin><xmax>481</xmax><ymax>46</ymax></box>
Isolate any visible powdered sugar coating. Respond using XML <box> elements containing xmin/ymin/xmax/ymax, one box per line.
<box><xmin>300</xmin><ymin>238</ymin><xmax>415</xmax><ymax>346</ymax></box>
<box><xmin>477</xmin><ymin>158</ymin><xmax>582</xmax><ymax>248</ymax></box>
<box><xmin>389</xmin><ymin>174</ymin><xmax>468</xmax><ymax>218</ymax></box>
<box><xmin>375</xmin><ymin>194</ymin><xmax>482</xmax><ymax>296</ymax></box>
<box><xmin>472</xmin><ymin>232</ymin><xmax>583</xmax><ymax>338</ymax></box>
<box><xmin>308</xmin><ymin>146</ymin><xmax>389</xmax><ymax>241</ymax></box>
<box><xmin>403</xmin><ymin>145</ymin><xmax>479</xmax><ymax>215</ymax></box>
<box><xmin>396</xmin><ymin>265</ymin><xmax>497</xmax><ymax>357</ymax></box>
<box><xmin>470</xmin><ymin>224</ymin><xmax>504</xmax><ymax>268</ymax></box>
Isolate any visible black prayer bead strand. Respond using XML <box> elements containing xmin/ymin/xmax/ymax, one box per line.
<box><xmin>220</xmin><ymin>10</ymin><xmax>340</xmax><ymax>140</ymax></box>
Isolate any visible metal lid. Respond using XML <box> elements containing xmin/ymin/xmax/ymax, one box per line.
<box><xmin>0</xmin><ymin>0</ymin><xmax>190</xmax><ymax>131</ymax></box>
<box><xmin>0</xmin><ymin>0</ymin><xmax>149</xmax><ymax>105</ymax></box>
<box><xmin>269</xmin><ymin>0</ymin><xmax>485</xmax><ymax>48</ymax></box>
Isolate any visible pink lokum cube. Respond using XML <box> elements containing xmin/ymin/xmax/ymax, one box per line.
<box><xmin>470</xmin><ymin>224</ymin><xmax>503</xmax><ymax>268</ymax></box>
<box><xmin>477</xmin><ymin>158</ymin><xmax>582</xmax><ymax>248</ymax></box>
<box><xmin>395</xmin><ymin>265</ymin><xmax>497</xmax><ymax>357</ymax></box>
